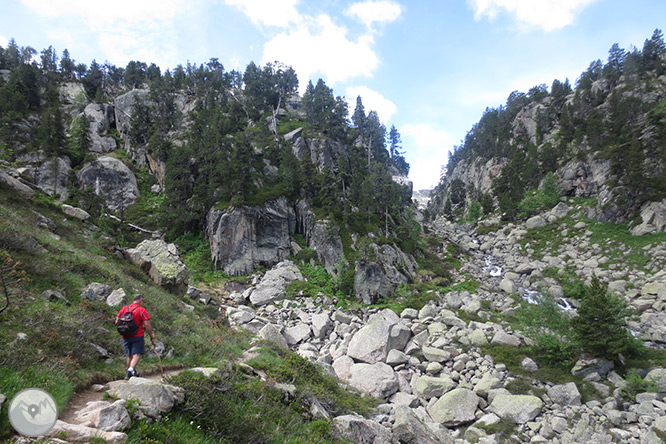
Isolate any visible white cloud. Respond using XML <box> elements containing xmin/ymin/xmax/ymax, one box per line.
<box><xmin>262</xmin><ymin>14</ymin><xmax>378</xmax><ymax>86</ymax></box>
<box><xmin>346</xmin><ymin>1</ymin><xmax>402</xmax><ymax>28</ymax></box>
<box><xmin>402</xmin><ymin>123</ymin><xmax>453</xmax><ymax>190</ymax></box>
<box><xmin>21</xmin><ymin>0</ymin><xmax>187</xmax><ymax>67</ymax></box>
<box><xmin>0</xmin><ymin>34</ymin><xmax>8</xmax><ymax>48</ymax></box>
<box><xmin>468</xmin><ymin>0</ymin><xmax>598</xmax><ymax>32</ymax></box>
<box><xmin>224</xmin><ymin>0</ymin><xmax>300</xmax><ymax>27</ymax></box>
<box><xmin>345</xmin><ymin>86</ymin><xmax>396</xmax><ymax>123</ymax></box>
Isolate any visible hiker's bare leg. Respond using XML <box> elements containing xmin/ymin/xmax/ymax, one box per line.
<box><xmin>129</xmin><ymin>354</ymin><xmax>141</xmax><ymax>369</ymax></box>
<box><xmin>126</xmin><ymin>356</ymin><xmax>131</xmax><ymax>369</ymax></box>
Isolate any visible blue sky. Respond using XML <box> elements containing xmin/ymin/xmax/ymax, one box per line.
<box><xmin>1</xmin><ymin>0</ymin><xmax>664</xmax><ymax>189</ymax></box>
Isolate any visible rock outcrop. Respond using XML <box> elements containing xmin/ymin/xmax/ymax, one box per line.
<box><xmin>207</xmin><ymin>197</ymin><xmax>295</xmax><ymax>276</ymax></box>
<box><xmin>77</xmin><ymin>156</ymin><xmax>139</xmax><ymax>211</ymax></box>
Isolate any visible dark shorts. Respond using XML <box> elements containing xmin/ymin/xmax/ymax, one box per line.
<box><xmin>122</xmin><ymin>336</ymin><xmax>145</xmax><ymax>356</ymax></box>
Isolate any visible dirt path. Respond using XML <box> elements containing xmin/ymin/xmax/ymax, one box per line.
<box><xmin>60</xmin><ymin>368</ymin><xmax>184</xmax><ymax>424</ymax></box>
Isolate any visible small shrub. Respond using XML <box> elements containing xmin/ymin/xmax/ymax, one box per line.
<box><xmin>622</xmin><ymin>368</ymin><xmax>659</xmax><ymax>401</ymax></box>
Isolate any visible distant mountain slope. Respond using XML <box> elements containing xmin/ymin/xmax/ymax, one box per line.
<box><xmin>428</xmin><ymin>29</ymin><xmax>666</xmax><ymax>232</ymax></box>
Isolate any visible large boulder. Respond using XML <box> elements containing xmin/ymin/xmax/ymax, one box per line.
<box><xmin>333</xmin><ymin>414</ymin><xmax>392</xmax><ymax>444</ymax></box>
<box><xmin>547</xmin><ymin>382</ymin><xmax>582</xmax><ymax>406</ymax></box>
<box><xmin>631</xmin><ymin>199</ymin><xmax>666</xmax><ymax>235</ymax></box>
<box><xmin>207</xmin><ymin>197</ymin><xmax>295</xmax><ymax>276</ymax></box>
<box><xmin>570</xmin><ymin>357</ymin><xmax>614</xmax><ymax>380</ymax></box>
<box><xmin>107</xmin><ymin>377</ymin><xmax>184</xmax><ymax>418</ymax></box>
<box><xmin>347</xmin><ymin>309</ymin><xmax>406</xmax><ymax>364</ymax></box>
<box><xmin>77</xmin><ymin>156</ymin><xmax>139</xmax><ymax>211</ymax></box>
<box><xmin>645</xmin><ymin>368</ymin><xmax>666</xmax><ymax>392</ymax></box>
<box><xmin>489</xmin><ymin>394</ymin><xmax>543</xmax><ymax>424</ymax></box>
<box><xmin>428</xmin><ymin>388</ymin><xmax>480</xmax><ymax>427</ymax></box>
<box><xmin>248</xmin><ymin>261</ymin><xmax>303</xmax><ymax>306</ymax></box>
<box><xmin>414</xmin><ymin>375</ymin><xmax>457</xmax><ymax>400</ymax></box>
<box><xmin>75</xmin><ymin>400</ymin><xmax>130</xmax><ymax>431</ymax></box>
<box><xmin>0</xmin><ymin>168</ymin><xmax>34</xmax><ymax>199</ymax></box>
<box><xmin>392</xmin><ymin>404</ymin><xmax>454</xmax><ymax>444</ymax></box>
<box><xmin>348</xmin><ymin>362</ymin><xmax>399</xmax><ymax>398</ymax></box>
<box><xmin>81</xmin><ymin>282</ymin><xmax>113</xmax><ymax>302</ymax></box>
<box><xmin>124</xmin><ymin>239</ymin><xmax>189</xmax><ymax>294</ymax></box>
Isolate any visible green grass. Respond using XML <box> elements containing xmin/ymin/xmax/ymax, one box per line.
<box><xmin>160</xmin><ymin>358</ymin><xmax>366</xmax><ymax>444</ymax></box>
<box><xmin>0</xmin><ymin>184</ymin><xmax>255</xmax><ymax>438</ymax></box>
<box><xmin>0</xmin><ymin>367</ymin><xmax>75</xmax><ymax>439</ymax></box>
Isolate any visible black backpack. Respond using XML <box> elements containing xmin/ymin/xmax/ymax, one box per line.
<box><xmin>117</xmin><ymin>305</ymin><xmax>139</xmax><ymax>337</ymax></box>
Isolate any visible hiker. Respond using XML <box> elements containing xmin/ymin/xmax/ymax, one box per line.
<box><xmin>115</xmin><ymin>294</ymin><xmax>155</xmax><ymax>379</ymax></box>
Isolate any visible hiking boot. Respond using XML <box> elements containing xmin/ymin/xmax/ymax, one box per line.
<box><xmin>125</xmin><ymin>370</ymin><xmax>132</xmax><ymax>380</ymax></box>
<box><xmin>132</xmin><ymin>370</ymin><xmax>140</xmax><ymax>378</ymax></box>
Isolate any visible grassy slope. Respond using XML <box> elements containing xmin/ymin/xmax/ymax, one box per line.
<box><xmin>0</xmin><ymin>183</ymin><xmax>371</xmax><ymax>443</ymax></box>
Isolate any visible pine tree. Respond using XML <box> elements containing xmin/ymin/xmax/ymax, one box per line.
<box><xmin>572</xmin><ymin>277</ymin><xmax>634</xmax><ymax>360</ymax></box>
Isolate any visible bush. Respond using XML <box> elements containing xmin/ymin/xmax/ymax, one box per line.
<box><xmin>515</xmin><ymin>293</ymin><xmax>576</xmax><ymax>366</ymax></box>
<box><xmin>622</xmin><ymin>368</ymin><xmax>659</xmax><ymax>401</ymax></box>
<box><xmin>517</xmin><ymin>172</ymin><xmax>562</xmax><ymax>218</ymax></box>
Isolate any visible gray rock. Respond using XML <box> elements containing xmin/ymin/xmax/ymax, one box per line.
<box><xmin>332</xmin><ymin>355</ymin><xmax>354</xmax><ymax>382</ymax></box>
<box><xmin>107</xmin><ymin>377</ymin><xmax>184</xmax><ymax>417</ymax></box>
<box><xmin>347</xmin><ymin>309</ymin><xmax>401</xmax><ymax>364</ymax></box>
<box><xmin>190</xmin><ymin>367</ymin><xmax>221</xmax><ymax>378</ymax></box>
<box><xmin>0</xmin><ymin>168</ymin><xmax>34</xmax><ymax>199</ymax></box>
<box><xmin>248</xmin><ymin>261</ymin><xmax>303</xmax><ymax>306</ymax></box>
<box><xmin>308</xmin><ymin>219</ymin><xmax>346</xmax><ymax>276</ymax></box>
<box><xmin>60</xmin><ymin>82</ymin><xmax>86</xmax><ymax>104</ymax></box>
<box><xmin>491</xmin><ymin>330</ymin><xmax>521</xmax><ymax>347</ymax></box>
<box><xmin>521</xmin><ymin>357</ymin><xmax>539</xmax><ymax>372</ymax></box>
<box><xmin>421</xmin><ymin>346</ymin><xmax>451</xmax><ymax>363</ymax></box>
<box><xmin>526</xmin><ymin>215</ymin><xmax>547</xmax><ymax>229</ymax></box>
<box><xmin>75</xmin><ymin>400</ymin><xmax>130</xmax><ymax>431</ymax></box>
<box><xmin>258</xmin><ymin>324</ymin><xmax>289</xmax><ymax>349</ymax></box>
<box><xmin>348</xmin><ymin>362</ymin><xmax>399</xmax><ymax>398</ymax></box>
<box><xmin>547</xmin><ymin>382</ymin><xmax>582</xmax><ymax>406</ymax></box>
<box><xmin>35</xmin><ymin>157</ymin><xmax>71</xmax><ymax>200</ymax></box>
<box><xmin>550</xmin><ymin>202</ymin><xmax>571</xmax><ymax>219</ymax></box>
<box><xmin>311</xmin><ymin>312</ymin><xmax>332</xmax><ymax>340</ymax></box>
<box><xmin>571</xmin><ymin>357</ymin><xmax>613</xmax><ymax>379</ymax></box>
<box><xmin>428</xmin><ymin>388</ymin><xmax>480</xmax><ymax>426</ymax></box>
<box><xmin>333</xmin><ymin>414</ymin><xmax>392</xmax><ymax>444</ymax></box>
<box><xmin>386</xmin><ymin>349</ymin><xmax>410</xmax><ymax>366</ymax></box>
<box><xmin>414</xmin><ymin>375</ymin><xmax>456</xmax><ymax>400</ymax></box>
<box><xmin>207</xmin><ymin>197</ymin><xmax>295</xmax><ymax>276</ymax></box>
<box><xmin>283</xmin><ymin>324</ymin><xmax>311</xmax><ymax>346</ymax></box>
<box><xmin>489</xmin><ymin>394</ymin><xmax>543</xmax><ymax>424</ymax></box>
<box><xmin>62</xmin><ymin>204</ymin><xmax>91</xmax><ymax>221</ymax></box>
<box><xmin>124</xmin><ymin>239</ymin><xmax>189</xmax><ymax>294</ymax></box>
<box><xmin>499</xmin><ymin>279</ymin><xmax>516</xmax><ymax>294</ymax></box>
<box><xmin>77</xmin><ymin>156</ymin><xmax>139</xmax><ymax>211</ymax></box>
<box><xmin>106</xmin><ymin>288</ymin><xmax>127</xmax><ymax>307</ymax></box>
<box><xmin>354</xmin><ymin>260</ymin><xmax>393</xmax><ymax>304</ymax></box>
<box><xmin>645</xmin><ymin>368</ymin><xmax>666</xmax><ymax>392</ymax></box>
<box><xmin>81</xmin><ymin>282</ymin><xmax>113</xmax><ymax>301</ymax></box>
<box><xmin>393</xmin><ymin>405</ymin><xmax>454</xmax><ymax>444</ymax></box>
<box><xmin>473</xmin><ymin>373</ymin><xmax>503</xmax><ymax>398</ymax></box>
<box><xmin>42</xmin><ymin>289</ymin><xmax>70</xmax><ymax>305</ymax></box>
<box><xmin>47</xmin><ymin>420</ymin><xmax>127</xmax><ymax>444</ymax></box>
